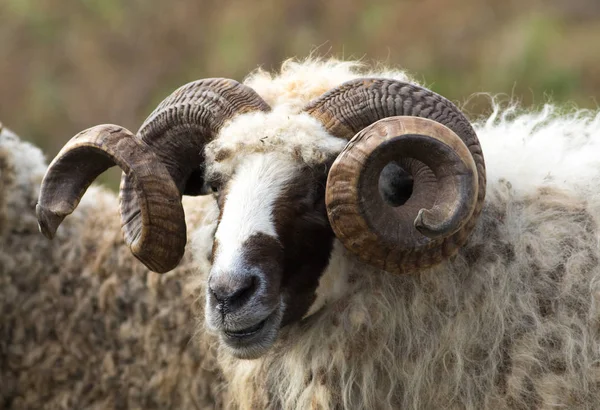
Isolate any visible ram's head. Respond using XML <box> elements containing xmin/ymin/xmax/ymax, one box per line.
<box><xmin>37</xmin><ymin>78</ymin><xmax>485</xmax><ymax>359</ymax></box>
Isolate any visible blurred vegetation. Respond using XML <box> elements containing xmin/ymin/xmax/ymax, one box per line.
<box><xmin>1</xmin><ymin>0</ymin><xmax>599</xmax><ymax>189</ymax></box>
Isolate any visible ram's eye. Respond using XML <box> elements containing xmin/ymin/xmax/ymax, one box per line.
<box><xmin>208</xmin><ymin>178</ymin><xmax>224</xmax><ymax>194</ymax></box>
<box><xmin>202</xmin><ymin>177</ymin><xmax>223</xmax><ymax>195</ymax></box>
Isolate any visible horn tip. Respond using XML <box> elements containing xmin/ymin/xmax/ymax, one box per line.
<box><xmin>35</xmin><ymin>203</ymin><xmax>64</xmax><ymax>239</ymax></box>
<box><xmin>414</xmin><ymin>208</ymin><xmax>452</xmax><ymax>239</ymax></box>
<box><xmin>134</xmin><ymin>253</ymin><xmax>179</xmax><ymax>274</ymax></box>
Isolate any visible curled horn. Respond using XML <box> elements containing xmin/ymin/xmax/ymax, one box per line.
<box><xmin>36</xmin><ymin>125</ymin><xmax>184</xmax><ymax>272</ymax></box>
<box><xmin>37</xmin><ymin>79</ymin><xmax>270</xmax><ymax>273</ymax></box>
<box><xmin>304</xmin><ymin>79</ymin><xmax>486</xmax><ymax>274</ymax></box>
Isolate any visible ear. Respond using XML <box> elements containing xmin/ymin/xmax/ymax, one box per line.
<box><xmin>378</xmin><ymin>161</ymin><xmax>414</xmax><ymax>207</ymax></box>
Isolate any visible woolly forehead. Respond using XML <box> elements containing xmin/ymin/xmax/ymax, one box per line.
<box><xmin>204</xmin><ymin>108</ymin><xmax>346</xmax><ymax>179</ymax></box>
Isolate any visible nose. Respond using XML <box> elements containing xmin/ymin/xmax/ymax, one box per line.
<box><xmin>209</xmin><ymin>273</ymin><xmax>257</xmax><ymax>311</ymax></box>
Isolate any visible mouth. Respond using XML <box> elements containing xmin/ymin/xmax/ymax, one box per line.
<box><xmin>224</xmin><ymin>316</ymin><xmax>269</xmax><ymax>339</ymax></box>
<box><xmin>219</xmin><ymin>306</ymin><xmax>283</xmax><ymax>359</ymax></box>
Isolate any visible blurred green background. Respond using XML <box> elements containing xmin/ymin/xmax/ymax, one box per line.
<box><xmin>1</xmin><ymin>0</ymin><xmax>599</xmax><ymax>189</ymax></box>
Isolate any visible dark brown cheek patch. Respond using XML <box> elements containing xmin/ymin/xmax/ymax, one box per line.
<box><xmin>240</xmin><ymin>233</ymin><xmax>285</xmax><ymax>297</ymax></box>
<box><xmin>241</xmin><ymin>233</ymin><xmax>284</xmax><ymax>267</ymax></box>
<box><xmin>271</xmin><ymin>168</ymin><xmax>336</xmax><ymax>324</ymax></box>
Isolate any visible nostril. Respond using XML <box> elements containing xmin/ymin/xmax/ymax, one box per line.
<box><xmin>228</xmin><ymin>276</ymin><xmax>256</xmax><ymax>303</ymax></box>
<box><xmin>209</xmin><ymin>275</ymin><xmax>257</xmax><ymax>308</ymax></box>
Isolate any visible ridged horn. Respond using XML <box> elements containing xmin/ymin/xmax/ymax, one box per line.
<box><xmin>37</xmin><ymin>79</ymin><xmax>270</xmax><ymax>273</ymax></box>
<box><xmin>36</xmin><ymin>125</ymin><xmax>185</xmax><ymax>273</ymax></box>
<box><xmin>304</xmin><ymin>79</ymin><xmax>486</xmax><ymax>274</ymax></box>
<box><xmin>119</xmin><ymin>79</ymin><xmax>270</xmax><ymax>270</ymax></box>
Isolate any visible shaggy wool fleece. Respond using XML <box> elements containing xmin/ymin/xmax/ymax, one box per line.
<box><xmin>0</xmin><ymin>126</ymin><xmax>223</xmax><ymax>409</ymax></box>
<box><xmin>207</xmin><ymin>61</ymin><xmax>600</xmax><ymax>409</ymax></box>
<box><xmin>2</xmin><ymin>59</ymin><xmax>600</xmax><ymax>409</ymax></box>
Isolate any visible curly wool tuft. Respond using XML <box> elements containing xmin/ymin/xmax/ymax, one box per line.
<box><xmin>243</xmin><ymin>58</ymin><xmax>418</xmax><ymax>111</ymax></box>
<box><xmin>205</xmin><ymin>108</ymin><xmax>345</xmax><ymax>179</ymax></box>
<box><xmin>206</xmin><ymin>57</ymin><xmax>420</xmax><ymax>180</ymax></box>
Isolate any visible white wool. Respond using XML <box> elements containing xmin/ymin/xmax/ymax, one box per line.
<box><xmin>212</xmin><ymin>153</ymin><xmax>298</xmax><ymax>273</ymax></box>
<box><xmin>205</xmin><ymin>107</ymin><xmax>346</xmax><ymax>178</ymax></box>
<box><xmin>206</xmin><ymin>58</ymin><xmax>419</xmax><ymax>183</ymax></box>
<box><xmin>474</xmin><ymin>100</ymin><xmax>600</xmax><ymax>231</ymax></box>
<box><xmin>475</xmin><ymin>101</ymin><xmax>600</xmax><ymax>198</ymax></box>
<box><xmin>243</xmin><ymin>57</ymin><xmax>418</xmax><ymax>111</ymax></box>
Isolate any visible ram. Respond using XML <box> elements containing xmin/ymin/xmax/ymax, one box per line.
<box><xmin>2</xmin><ymin>59</ymin><xmax>600</xmax><ymax>409</ymax></box>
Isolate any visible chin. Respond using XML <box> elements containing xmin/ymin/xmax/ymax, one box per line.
<box><xmin>214</xmin><ymin>302</ymin><xmax>285</xmax><ymax>360</ymax></box>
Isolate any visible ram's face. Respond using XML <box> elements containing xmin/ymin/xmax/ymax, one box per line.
<box><xmin>204</xmin><ymin>151</ymin><xmax>335</xmax><ymax>358</ymax></box>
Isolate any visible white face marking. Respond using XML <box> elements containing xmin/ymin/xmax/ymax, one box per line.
<box><xmin>212</xmin><ymin>153</ymin><xmax>298</xmax><ymax>273</ymax></box>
